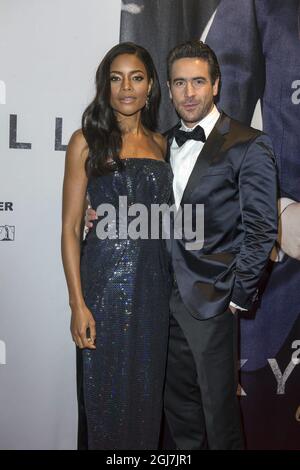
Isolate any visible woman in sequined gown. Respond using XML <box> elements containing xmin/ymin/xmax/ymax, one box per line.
<box><xmin>61</xmin><ymin>43</ymin><xmax>172</xmax><ymax>449</ymax></box>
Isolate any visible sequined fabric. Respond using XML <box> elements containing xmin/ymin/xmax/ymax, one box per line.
<box><xmin>78</xmin><ymin>158</ymin><xmax>173</xmax><ymax>450</ymax></box>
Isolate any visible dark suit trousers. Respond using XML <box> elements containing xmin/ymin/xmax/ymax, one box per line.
<box><xmin>164</xmin><ymin>285</ymin><xmax>244</xmax><ymax>450</ymax></box>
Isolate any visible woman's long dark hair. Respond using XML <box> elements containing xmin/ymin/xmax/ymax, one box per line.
<box><xmin>82</xmin><ymin>42</ymin><xmax>161</xmax><ymax>176</ymax></box>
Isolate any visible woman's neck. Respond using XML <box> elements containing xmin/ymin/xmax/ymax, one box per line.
<box><xmin>116</xmin><ymin>111</ymin><xmax>145</xmax><ymax>135</ymax></box>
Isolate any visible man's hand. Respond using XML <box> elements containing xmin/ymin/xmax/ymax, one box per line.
<box><xmin>85</xmin><ymin>206</ymin><xmax>98</xmax><ymax>229</ymax></box>
<box><xmin>296</xmin><ymin>405</ymin><xmax>300</xmax><ymax>422</ymax></box>
<box><xmin>229</xmin><ymin>305</ymin><xmax>237</xmax><ymax>315</ymax></box>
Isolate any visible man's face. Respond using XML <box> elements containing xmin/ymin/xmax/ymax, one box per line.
<box><xmin>168</xmin><ymin>58</ymin><xmax>219</xmax><ymax>127</ymax></box>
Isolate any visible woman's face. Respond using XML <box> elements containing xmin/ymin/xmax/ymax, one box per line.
<box><xmin>109</xmin><ymin>53</ymin><xmax>152</xmax><ymax>117</ymax></box>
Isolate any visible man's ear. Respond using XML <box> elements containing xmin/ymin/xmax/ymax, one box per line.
<box><xmin>213</xmin><ymin>77</ymin><xmax>220</xmax><ymax>97</ymax></box>
<box><xmin>167</xmin><ymin>81</ymin><xmax>172</xmax><ymax>100</ymax></box>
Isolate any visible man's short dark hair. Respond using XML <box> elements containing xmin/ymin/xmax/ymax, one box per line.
<box><xmin>167</xmin><ymin>40</ymin><xmax>221</xmax><ymax>85</ymax></box>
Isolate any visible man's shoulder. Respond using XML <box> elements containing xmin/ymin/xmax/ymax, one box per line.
<box><xmin>223</xmin><ymin>113</ymin><xmax>263</xmax><ymax>139</ymax></box>
<box><xmin>222</xmin><ymin>113</ymin><xmax>275</xmax><ymax>163</ymax></box>
<box><xmin>221</xmin><ymin>112</ymin><xmax>270</xmax><ymax>148</ymax></box>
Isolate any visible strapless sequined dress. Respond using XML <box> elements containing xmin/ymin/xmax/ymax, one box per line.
<box><xmin>77</xmin><ymin>158</ymin><xmax>173</xmax><ymax>450</ymax></box>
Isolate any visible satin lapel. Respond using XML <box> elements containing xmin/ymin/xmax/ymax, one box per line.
<box><xmin>164</xmin><ymin>122</ymin><xmax>180</xmax><ymax>164</ymax></box>
<box><xmin>165</xmin><ymin>138</ymin><xmax>171</xmax><ymax>164</ymax></box>
<box><xmin>181</xmin><ymin>112</ymin><xmax>230</xmax><ymax>206</ymax></box>
<box><xmin>165</xmin><ymin>123</ymin><xmax>180</xmax><ymax>207</ymax></box>
<box><xmin>166</xmin><ymin>140</ymin><xmax>176</xmax><ymax>206</ymax></box>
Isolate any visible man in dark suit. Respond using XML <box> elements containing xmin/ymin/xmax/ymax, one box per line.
<box><xmin>163</xmin><ymin>40</ymin><xmax>278</xmax><ymax>450</ymax></box>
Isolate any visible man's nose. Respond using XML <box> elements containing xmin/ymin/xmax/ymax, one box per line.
<box><xmin>184</xmin><ymin>81</ymin><xmax>195</xmax><ymax>98</ymax></box>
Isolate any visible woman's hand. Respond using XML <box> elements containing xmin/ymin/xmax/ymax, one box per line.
<box><xmin>70</xmin><ymin>304</ymin><xmax>96</xmax><ymax>349</ymax></box>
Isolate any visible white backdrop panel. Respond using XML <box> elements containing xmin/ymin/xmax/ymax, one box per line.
<box><xmin>0</xmin><ymin>0</ymin><xmax>121</xmax><ymax>450</ymax></box>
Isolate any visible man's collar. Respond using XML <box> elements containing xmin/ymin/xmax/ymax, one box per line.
<box><xmin>180</xmin><ymin>105</ymin><xmax>220</xmax><ymax>138</ymax></box>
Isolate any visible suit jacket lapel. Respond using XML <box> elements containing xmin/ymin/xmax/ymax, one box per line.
<box><xmin>164</xmin><ymin>123</ymin><xmax>180</xmax><ymax>207</ymax></box>
<box><xmin>164</xmin><ymin>122</ymin><xmax>180</xmax><ymax>164</ymax></box>
<box><xmin>181</xmin><ymin>112</ymin><xmax>231</xmax><ymax>206</ymax></box>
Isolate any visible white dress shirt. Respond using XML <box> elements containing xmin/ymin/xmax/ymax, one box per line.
<box><xmin>170</xmin><ymin>105</ymin><xmax>220</xmax><ymax>209</ymax></box>
<box><xmin>170</xmin><ymin>105</ymin><xmax>246</xmax><ymax>312</ymax></box>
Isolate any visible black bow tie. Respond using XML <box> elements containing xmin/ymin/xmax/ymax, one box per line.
<box><xmin>174</xmin><ymin>125</ymin><xmax>206</xmax><ymax>147</ymax></box>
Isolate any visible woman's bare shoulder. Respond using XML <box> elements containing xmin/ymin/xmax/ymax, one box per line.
<box><xmin>69</xmin><ymin>129</ymin><xmax>88</xmax><ymax>148</ymax></box>
<box><xmin>67</xmin><ymin>129</ymin><xmax>89</xmax><ymax>160</ymax></box>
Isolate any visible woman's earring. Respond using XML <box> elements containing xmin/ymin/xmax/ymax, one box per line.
<box><xmin>145</xmin><ymin>95</ymin><xmax>150</xmax><ymax>110</ymax></box>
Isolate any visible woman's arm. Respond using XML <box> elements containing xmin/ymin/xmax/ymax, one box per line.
<box><xmin>61</xmin><ymin>130</ymin><xmax>96</xmax><ymax>349</ymax></box>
